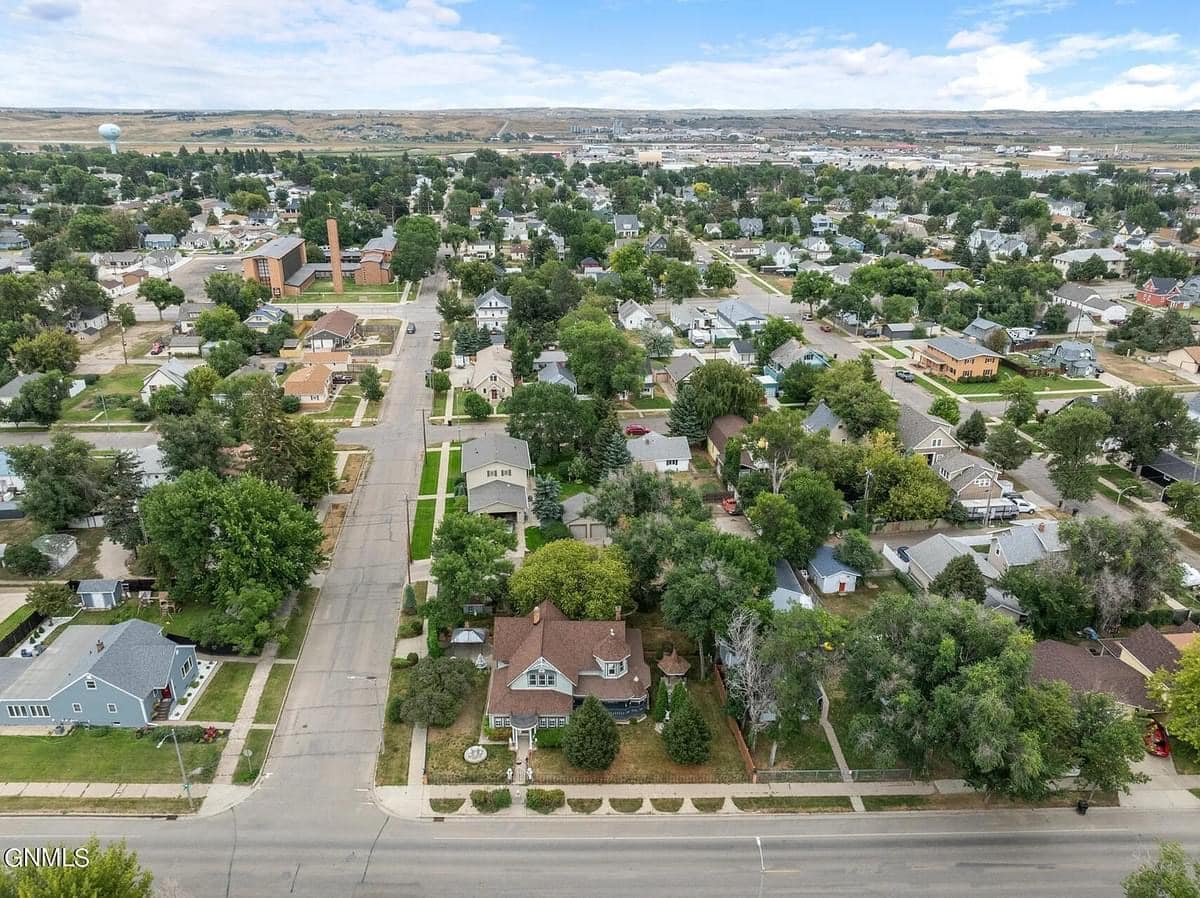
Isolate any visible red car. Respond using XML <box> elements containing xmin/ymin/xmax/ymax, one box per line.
<box><xmin>150</xmin><ymin>341</ymin><xmax>164</xmax><ymax>355</ymax></box>
<box><xmin>721</xmin><ymin>497</ymin><xmax>741</xmax><ymax>515</ymax></box>
<box><xmin>624</xmin><ymin>423</ymin><xmax>650</xmax><ymax>436</ymax></box>
<box><xmin>819</xmin><ymin>324</ymin><xmax>834</xmax><ymax>332</ymax></box>
<box><xmin>1145</xmin><ymin>720</ymin><xmax>1170</xmax><ymax>758</ymax></box>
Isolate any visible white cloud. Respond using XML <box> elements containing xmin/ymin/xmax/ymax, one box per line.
<box><xmin>0</xmin><ymin>1</ymin><xmax>1195</xmax><ymax>112</ymax></box>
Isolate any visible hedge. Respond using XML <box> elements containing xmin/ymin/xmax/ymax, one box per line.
<box><xmin>526</xmin><ymin>789</ymin><xmax>565</xmax><ymax>814</ymax></box>
<box><xmin>534</xmin><ymin>727</ymin><xmax>564</xmax><ymax>749</ymax></box>
<box><xmin>470</xmin><ymin>788</ymin><xmax>512</xmax><ymax>814</ymax></box>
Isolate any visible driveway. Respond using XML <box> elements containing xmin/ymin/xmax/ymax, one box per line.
<box><xmin>0</xmin><ymin>590</ymin><xmax>28</xmax><ymax>626</ymax></box>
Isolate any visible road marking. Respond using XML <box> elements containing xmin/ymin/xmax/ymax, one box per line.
<box><xmin>756</xmin><ymin>835</ymin><xmax>765</xmax><ymax>872</ymax></box>
<box><xmin>429</xmin><ymin>827</ymin><xmax>1129</xmax><ymax>843</ymax></box>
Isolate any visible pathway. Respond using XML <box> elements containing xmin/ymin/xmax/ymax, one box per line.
<box><xmin>817</xmin><ymin>684</ymin><xmax>864</xmax><ymax>813</ymax></box>
<box><xmin>211</xmin><ymin>646</ymin><xmax>278</xmax><ymax>785</ymax></box>
<box><xmin>431</xmin><ymin>441</ymin><xmax>452</xmax><ymax>529</ymax></box>
<box><xmin>349</xmin><ymin>396</ymin><xmax>369</xmax><ymax>427</ymax></box>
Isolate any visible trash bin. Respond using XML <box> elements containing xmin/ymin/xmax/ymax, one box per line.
<box><xmin>1076</xmin><ymin>799</ymin><xmax>1089</xmax><ymax>815</ymax></box>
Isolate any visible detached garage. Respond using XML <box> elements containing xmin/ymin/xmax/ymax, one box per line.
<box><xmin>76</xmin><ymin>579</ymin><xmax>123</xmax><ymax>610</ymax></box>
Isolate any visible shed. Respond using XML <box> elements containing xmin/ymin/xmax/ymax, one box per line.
<box><xmin>807</xmin><ymin>546</ymin><xmax>861</xmax><ymax>594</ymax></box>
<box><xmin>76</xmin><ymin>578</ymin><xmax>124</xmax><ymax>610</ymax></box>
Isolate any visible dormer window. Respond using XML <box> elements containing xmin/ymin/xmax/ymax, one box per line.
<box><xmin>604</xmin><ymin>660</ymin><xmax>627</xmax><ymax>678</ymax></box>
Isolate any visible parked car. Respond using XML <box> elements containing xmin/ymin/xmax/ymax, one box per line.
<box><xmin>690</xmin><ymin>334</ymin><xmax>708</xmax><ymax>348</ymax></box>
<box><xmin>1093</xmin><ymin>366</ymin><xmax>1105</xmax><ymax>376</ymax></box>
<box><xmin>861</xmin><ymin>327</ymin><xmax>882</xmax><ymax>338</ymax></box>
<box><xmin>720</xmin><ymin>497</ymin><xmax>741</xmax><ymax>515</ymax></box>
<box><xmin>431</xmin><ymin>330</ymin><xmax>442</xmax><ymax>342</ymax></box>
<box><xmin>214</xmin><ymin>264</ymin><xmax>228</xmax><ymax>272</ymax></box>
<box><xmin>273</xmin><ymin>361</ymin><xmax>287</xmax><ymax>375</ymax></box>
<box><xmin>896</xmin><ymin>546</ymin><xmax>910</xmax><ymax>562</ymax></box>
<box><xmin>406</xmin><ymin>322</ymin><xmax>416</xmax><ymax>334</ymax></box>
<box><xmin>1010</xmin><ymin>497</ymin><xmax>1036</xmax><ymax>514</ymax></box>
<box><xmin>820</xmin><ymin>324</ymin><xmax>834</xmax><ymax>332</ymax></box>
<box><xmin>895</xmin><ymin>369</ymin><xmax>915</xmax><ymax>383</ymax></box>
<box><xmin>331</xmin><ymin>373</ymin><xmax>354</xmax><ymax>385</ymax></box>
<box><xmin>150</xmin><ymin>341</ymin><xmax>164</xmax><ymax>355</ymax></box>
<box><xmin>624</xmin><ymin>423</ymin><xmax>650</xmax><ymax>436</ymax></box>
<box><xmin>1145</xmin><ymin>720</ymin><xmax>1170</xmax><ymax>758</ymax></box>
<box><xmin>801</xmin><ymin>313</ymin><xmax>814</xmax><ymax>321</ymax></box>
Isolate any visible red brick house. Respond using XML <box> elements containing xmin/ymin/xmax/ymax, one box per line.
<box><xmin>1135</xmin><ymin>277</ymin><xmax>1182</xmax><ymax>308</ymax></box>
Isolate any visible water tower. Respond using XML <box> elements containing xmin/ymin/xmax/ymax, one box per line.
<box><xmin>98</xmin><ymin>122</ymin><xmax>121</xmax><ymax>154</ymax></box>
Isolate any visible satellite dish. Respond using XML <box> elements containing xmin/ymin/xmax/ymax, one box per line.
<box><xmin>98</xmin><ymin>122</ymin><xmax>121</xmax><ymax>154</ymax></box>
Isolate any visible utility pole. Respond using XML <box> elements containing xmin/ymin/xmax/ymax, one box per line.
<box><xmin>403</xmin><ymin>494</ymin><xmax>412</xmax><ymax>583</ymax></box>
<box><xmin>157</xmin><ymin>729</ymin><xmax>195</xmax><ymax>811</ymax></box>
<box><xmin>419</xmin><ymin>409</ymin><xmax>428</xmax><ymax>449</ymax></box>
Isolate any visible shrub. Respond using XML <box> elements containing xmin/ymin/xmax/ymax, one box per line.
<box><xmin>397</xmin><ymin>618</ymin><xmax>423</xmax><ymax>639</ymax></box>
<box><xmin>391</xmin><ymin>656</ymin><xmax>416</xmax><ymax>670</ymax></box>
<box><xmin>483</xmin><ymin>723</ymin><xmax>509</xmax><ymax>742</ymax></box>
<box><xmin>402</xmin><ymin>583</ymin><xmax>418</xmax><ymax>614</ymax></box>
<box><xmin>386</xmin><ymin>695</ymin><xmax>405</xmax><ymax>723</ymax></box>
<box><xmin>662</xmin><ymin>696</ymin><xmax>712</xmax><ymax>765</ymax></box>
<box><xmin>463</xmin><ymin>391</ymin><xmax>491</xmax><ymax>421</ymax></box>
<box><xmin>129</xmin><ymin>400</ymin><xmax>155</xmax><ymax>422</ymax></box>
<box><xmin>407</xmin><ymin>651</ymin><xmax>419</xmax><ymax>665</ymax></box>
<box><xmin>426</xmin><ymin>628</ymin><xmax>443</xmax><ymax>658</ymax></box>
<box><xmin>470</xmin><ymin>788</ymin><xmax>512</xmax><ymax>813</ymax></box>
<box><xmin>652</xmin><ymin>679</ymin><xmax>670</xmax><ymax>723</ymax></box>
<box><xmin>26</xmin><ymin>582</ymin><xmax>78</xmax><ymax>616</ymax></box>
<box><xmin>81</xmin><ymin>373</ymin><xmax>99</xmax><ymax>386</ymax></box>
<box><xmin>535</xmin><ymin>726</ymin><xmax>564</xmax><ymax>749</ymax></box>
<box><xmin>562</xmin><ymin>695</ymin><xmax>619</xmax><ymax>769</ymax></box>
<box><xmin>280</xmin><ymin>395</ymin><xmax>301</xmax><ymax>413</ymax></box>
<box><xmin>5</xmin><ymin>543</ymin><xmax>49</xmax><ymax>576</ymax></box>
<box><xmin>395</xmin><ymin>655</ymin><xmax>472</xmax><ymax>727</ymax></box>
<box><xmin>526</xmin><ymin>788</ymin><xmax>565</xmax><ymax>814</ymax></box>
<box><xmin>539</xmin><ymin>520</ymin><xmax>571</xmax><ymax>543</ymax></box>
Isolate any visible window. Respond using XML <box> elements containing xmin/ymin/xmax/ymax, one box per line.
<box><xmin>501</xmin><ymin>468</ymin><xmax>511</xmax><ymax>477</ymax></box>
<box><xmin>85</xmin><ymin>680</ymin><xmax>96</xmax><ymax>690</ymax></box>
<box><xmin>665</xmin><ymin>459</ymin><xmax>678</xmax><ymax>467</ymax></box>
<box><xmin>931</xmin><ymin>438</ymin><xmax>942</xmax><ymax>448</ymax></box>
<box><xmin>487</xmin><ymin>468</ymin><xmax>497</xmax><ymax>478</ymax></box>
<box><xmin>30</xmin><ymin>705</ymin><xmax>48</xmax><ymax>718</ymax></box>
<box><xmin>6</xmin><ymin>705</ymin><xmax>20</xmax><ymax>718</ymax></box>
<box><xmin>181</xmin><ymin>657</ymin><xmax>193</xmax><ymax>679</ymax></box>
<box><xmin>255</xmin><ymin>258</ymin><xmax>270</xmax><ymax>281</ymax></box>
<box><xmin>106</xmin><ymin>703</ymin><xmax>118</xmax><ymax>713</ymax></box>
<box><xmin>72</xmin><ymin>703</ymin><xmax>82</xmax><ymax>714</ymax></box>
<box><xmin>526</xmin><ymin>669</ymin><xmax>556</xmax><ymax>687</ymax></box>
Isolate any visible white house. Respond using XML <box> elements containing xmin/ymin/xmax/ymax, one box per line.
<box><xmin>473</xmin><ymin>288</ymin><xmax>511</xmax><ymax>333</ymax></box>
<box><xmin>1051</xmin><ymin>248</ymin><xmax>1126</xmax><ymax>277</ymax></box>
<box><xmin>140</xmin><ymin>358</ymin><xmax>201</xmax><ymax>404</ymax></box>
<box><xmin>1051</xmin><ymin>283</ymin><xmax>1128</xmax><ymax>324</ymax></box>
<box><xmin>617</xmin><ymin>300</ymin><xmax>654</xmax><ymax>331</ymax></box>
<box><xmin>626</xmin><ymin>431</ymin><xmax>691</xmax><ymax>473</ymax></box>
<box><xmin>807</xmin><ymin>546</ymin><xmax>861</xmax><ymax>594</ymax></box>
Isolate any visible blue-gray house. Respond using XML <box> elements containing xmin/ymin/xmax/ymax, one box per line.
<box><xmin>0</xmin><ymin>620</ymin><xmax>197</xmax><ymax>727</ymax></box>
<box><xmin>764</xmin><ymin>338</ymin><xmax>830</xmax><ymax>381</ymax></box>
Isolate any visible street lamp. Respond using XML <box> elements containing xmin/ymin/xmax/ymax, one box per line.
<box><xmin>156</xmin><ymin>729</ymin><xmax>196</xmax><ymax>810</ymax></box>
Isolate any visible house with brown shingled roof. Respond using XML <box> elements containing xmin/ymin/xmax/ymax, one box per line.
<box><xmin>486</xmin><ymin>603</ymin><xmax>651</xmax><ymax>746</ymax></box>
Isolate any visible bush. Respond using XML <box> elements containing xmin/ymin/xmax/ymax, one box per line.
<box><xmin>483</xmin><ymin>723</ymin><xmax>509</xmax><ymax>742</ymax></box>
<box><xmin>81</xmin><ymin>373</ymin><xmax>99</xmax><ymax>386</ymax></box>
<box><xmin>562</xmin><ymin>695</ymin><xmax>619</xmax><ymax>769</ymax></box>
<box><xmin>26</xmin><ymin>582</ymin><xmax>78</xmax><ymax>616</ymax></box>
<box><xmin>538</xmin><ymin>520</ymin><xmax>571</xmax><ymax>543</ymax></box>
<box><xmin>386</xmin><ymin>695</ymin><xmax>405</xmax><ymax>723</ymax></box>
<box><xmin>129</xmin><ymin>400</ymin><xmax>155</xmax><ymax>422</ymax></box>
<box><xmin>395</xmin><ymin>655</ymin><xmax>472</xmax><ymax>727</ymax></box>
<box><xmin>462</xmin><ymin>391</ymin><xmax>492</xmax><ymax>421</ymax></box>
<box><xmin>426</xmin><ymin>628</ymin><xmax>443</xmax><ymax>658</ymax></box>
<box><xmin>397</xmin><ymin>618</ymin><xmax>423</xmax><ymax>639</ymax></box>
<box><xmin>407</xmin><ymin>651</ymin><xmax>419</xmax><ymax>665</ymax></box>
<box><xmin>652</xmin><ymin>679</ymin><xmax>670</xmax><ymax>723</ymax></box>
<box><xmin>280</xmin><ymin>395</ymin><xmax>301</xmax><ymax>413</ymax></box>
<box><xmin>391</xmin><ymin>656</ymin><xmax>416</xmax><ymax>670</ymax></box>
<box><xmin>470</xmin><ymin>788</ymin><xmax>512</xmax><ymax>813</ymax></box>
<box><xmin>526</xmin><ymin>788</ymin><xmax>565</xmax><ymax>814</ymax></box>
<box><xmin>402</xmin><ymin>583</ymin><xmax>418</xmax><ymax>614</ymax></box>
<box><xmin>5</xmin><ymin>543</ymin><xmax>49</xmax><ymax>576</ymax></box>
<box><xmin>534</xmin><ymin>726</ymin><xmax>564</xmax><ymax>749</ymax></box>
<box><xmin>662</xmin><ymin>694</ymin><xmax>712</xmax><ymax>765</ymax></box>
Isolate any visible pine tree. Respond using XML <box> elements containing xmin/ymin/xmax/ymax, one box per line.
<box><xmin>532</xmin><ymin>475</ymin><xmax>564</xmax><ymax>522</ymax></box>
<box><xmin>403</xmin><ymin>583</ymin><xmax>418</xmax><ymax>615</ymax></box>
<box><xmin>667</xmin><ymin>384</ymin><xmax>706</xmax><ymax>444</ymax></box>
<box><xmin>653</xmin><ymin>679</ymin><xmax>670</xmax><ymax>722</ymax></box>
<box><xmin>662</xmin><ymin>694</ymin><xmax>712</xmax><ymax>764</ymax></box>
<box><xmin>562</xmin><ymin>695</ymin><xmax>619</xmax><ymax>769</ymax></box>
<box><xmin>595</xmin><ymin>427</ymin><xmax>632</xmax><ymax>476</ymax></box>
<box><xmin>952</xmin><ymin>236</ymin><xmax>972</xmax><ymax>268</ymax></box>
<box><xmin>956</xmin><ymin>409</ymin><xmax>988</xmax><ymax>447</ymax></box>
<box><xmin>669</xmin><ymin>682</ymin><xmax>689</xmax><ymax>717</ymax></box>
<box><xmin>101</xmin><ymin>450</ymin><xmax>145</xmax><ymax>552</ymax></box>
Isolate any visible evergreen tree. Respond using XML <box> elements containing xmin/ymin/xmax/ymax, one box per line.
<box><xmin>653</xmin><ymin>679</ymin><xmax>670</xmax><ymax>722</ymax></box>
<box><xmin>510</xmin><ymin>327</ymin><xmax>535</xmax><ymax>379</ymax></box>
<box><xmin>666</xmin><ymin>384</ymin><xmax>706</xmax><ymax>444</ymax></box>
<box><xmin>595</xmin><ymin>426</ymin><xmax>632</xmax><ymax>476</ymax></box>
<box><xmin>984</xmin><ymin>421</ymin><xmax>1033</xmax><ymax>473</ymax></box>
<box><xmin>562</xmin><ymin>695</ymin><xmax>619</xmax><ymax>769</ymax></box>
<box><xmin>971</xmin><ymin>242</ymin><xmax>991</xmax><ymax>274</ymax></box>
<box><xmin>662</xmin><ymin>693</ymin><xmax>712</xmax><ymax>764</ymax></box>
<box><xmin>952</xmin><ymin>236</ymin><xmax>973</xmax><ymax>268</ymax></box>
<box><xmin>101</xmin><ymin>450</ymin><xmax>145</xmax><ymax>553</ymax></box>
<box><xmin>669</xmin><ymin>681</ymin><xmax>689</xmax><ymax>717</ymax></box>
<box><xmin>403</xmin><ymin>583</ymin><xmax>418</xmax><ymax>614</ymax></box>
<box><xmin>956</xmin><ymin>409</ymin><xmax>988</xmax><ymax>448</ymax></box>
<box><xmin>532</xmin><ymin>475</ymin><xmax>564</xmax><ymax>522</ymax></box>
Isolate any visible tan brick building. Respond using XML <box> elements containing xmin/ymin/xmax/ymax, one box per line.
<box><xmin>916</xmin><ymin>336</ymin><xmax>1000</xmax><ymax>381</ymax></box>
<box><xmin>242</xmin><ymin>235</ymin><xmax>308</xmax><ymax>297</ymax></box>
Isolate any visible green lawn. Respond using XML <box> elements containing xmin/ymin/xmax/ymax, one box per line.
<box><xmin>629</xmin><ymin>395</ymin><xmax>672</xmax><ymax>410</ymax></box>
<box><xmin>1173</xmin><ymin>738</ymin><xmax>1200</xmax><ymax>775</ymax></box>
<box><xmin>277</xmin><ymin>586</ymin><xmax>319</xmax><ymax>660</ymax></box>
<box><xmin>419</xmin><ymin>450</ymin><xmax>443</xmax><ymax>495</ymax></box>
<box><xmin>66</xmin><ymin>601</ymin><xmax>211</xmax><ymax>645</ymax></box>
<box><xmin>559</xmin><ymin>481</ymin><xmax>592</xmax><ymax>500</ymax></box>
<box><xmin>187</xmin><ymin>661</ymin><xmax>255</xmax><ymax>722</ymax></box>
<box><xmin>426</xmin><ymin>670</ymin><xmax>515</xmax><ymax>784</ymax></box>
<box><xmin>376</xmin><ymin>668</ymin><xmax>413</xmax><ymax>785</ymax></box>
<box><xmin>825</xmin><ymin>688</ymin><xmax>889</xmax><ymax>771</ymax></box>
<box><xmin>731</xmin><ymin>796</ymin><xmax>853</xmax><ymax>813</ymax></box>
<box><xmin>880</xmin><ymin>345</ymin><xmax>907</xmax><ymax>360</ymax></box>
<box><xmin>253</xmin><ymin>664</ymin><xmax>294</xmax><ymax>725</ymax></box>
<box><xmin>300</xmin><ymin>281</ymin><xmax>409</xmax><ymax>297</ymax></box>
<box><xmin>447</xmin><ymin>447</ymin><xmax>462</xmax><ymax>484</ymax></box>
<box><xmin>431</xmin><ymin>391</ymin><xmax>448</xmax><ymax>419</ymax></box>
<box><xmin>58</xmin><ymin>366</ymin><xmax>150</xmax><ymax>423</ymax></box>
<box><xmin>931</xmin><ymin>370</ymin><xmax>1108</xmax><ymax>396</ymax></box>
<box><xmin>310</xmin><ymin>389</ymin><xmax>361</xmax><ymax>421</ymax></box>
<box><xmin>410</xmin><ymin>499</ymin><xmax>437</xmax><ymax>560</ymax></box>
<box><xmin>0</xmin><ymin>727</ymin><xmax>224</xmax><ymax>783</ymax></box>
<box><xmin>753</xmin><ymin>721</ymin><xmax>837</xmax><ymax>772</ymax></box>
<box><xmin>0</xmin><ymin>604</ymin><xmax>35</xmax><ymax>643</ymax></box>
<box><xmin>233</xmin><ymin>728</ymin><xmax>272</xmax><ymax>785</ymax></box>
<box><xmin>0</xmin><ymin>520</ymin><xmax>104</xmax><ymax>583</ymax></box>
<box><xmin>1097</xmin><ymin>464</ymin><xmax>1148</xmax><ymax>498</ymax></box>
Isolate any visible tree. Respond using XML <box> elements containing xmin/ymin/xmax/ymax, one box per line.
<box><xmin>687</xmin><ymin>360</ymin><xmax>763</xmax><ymax>431</ymax></box>
<box><xmin>1038</xmin><ymin>405</ymin><xmax>1111</xmax><ymax>502</ymax></box>
<box><xmin>814</xmin><ymin>360</ymin><xmax>897</xmax><ymax>437</ymax></box>
<box><xmin>1122</xmin><ymin>842</ymin><xmax>1200</xmax><ymax>898</ymax></box>
<box><xmin>560</xmin><ymin>321</ymin><xmax>645</xmax><ymax>398</ymax></box>
<box><xmin>436</xmin><ymin>286</ymin><xmax>472</xmax><ymax>324</ymax></box>
<box><xmin>791</xmin><ymin>270</ymin><xmax>833</xmax><ymax>315</ymax></box>
<box><xmin>999</xmin><ymin>376</ymin><xmax>1038</xmax><ymax>427</ymax></box>
<box><xmin>510</xmin><ymin>327</ymin><xmax>536</xmax><ymax>377</ymax></box>
<box><xmin>956</xmin><ymin>410</ymin><xmax>988</xmax><ymax>448</ymax></box>
<box><xmin>5</xmin><ymin>371</ymin><xmax>69</xmax><ymax>425</ymax></box>
<box><xmin>639</xmin><ymin>323</ymin><xmax>674</xmax><ymax>358</ymax></box>
<box><xmin>8</xmin><ymin>433</ymin><xmax>104</xmax><ymax>530</ymax></box>
<box><xmin>137</xmin><ymin>277</ymin><xmax>184</xmax><ymax>320</ymax></box>
<box><xmin>395</xmin><ymin>656</ymin><xmax>473</xmax><ymax>727</ymax></box>
<box><xmin>509</xmin><ymin>539</ymin><xmax>630</xmax><ymax>620</ymax></box>
<box><xmin>359</xmin><ymin>366</ymin><xmax>384</xmax><ymax>402</ymax></box>
<box><xmin>1149</xmin><ymin>643</ymin><xmax>1200</xmax><ymax>757</ymax></box>
<box><xmin>463</xmin><ymin>391</ymin><xmax>491</xmax><ymax>421</ymax></box>
<box><xmin>739</xmin><ymin>410</ymin><xmax>820</xmax><ymax>494</ymax></box>
<box><xmin>532</xmin><ymin>475</ymin><xmax>563</xmax><ymax>522</ymax></box>
<box><xmin>204</xmin><ymin>271</ymin><xmax>265</xmax><ymax>319</ymax></box>
<box><xmin>928</xmin><ymin>396</ymin><xmax>960</xmax><ymax>426</ymax></box>
<box><xmin>1100</xmin><ymin>387</ymin><xmax>1200</xmax><ymax>467</ymax></box>
<box><xmin>11</xmin><ymin>329</ymin><xmax>80</xmax><ymax>374</ymax></box>
<box><xmin>662</xmin><ymin>688</ymin><xmax>712</xmax><ymax>764</ymax></box>
<box><xmin>391</xmin><ymin>215</ymin><xmax>441</xmax><ymax>281</ymax></box>
<box><xmin>703</xmin><ymin>260</ymin><xmax>737</xmax><ymax>291</ymax></box>
<box><xmin>999</xmin><ymin>559</ymin><xmax>1093</xmax><ymax>639</ymax></box>
<box><xmin>505</xmin><ymin>383</ymin><xmax>585</xmax><ymax>463</ymax></box>
<box><xmin>722</xmin><ymin>606</ymin><xmax>777</xmax><ymax>748</ymax></box>
<box><xmin>206</xmin><ymin>341</ymin><xmax>248</xmax><ymax>377</ymax></box>
<box><xmin>0</xmin><ymin>837</ymin><xmax>156</xmax><ymax>898</ymax></box>
<box><xmin>784</xmin><ymin>468</ymin><xmax>845</xmax><ymax>545</ymax></box>
<box><xmin>834</xmin><ymin>529</ymin><xmax>878</xmax><ymax>574</ymax></box>
<box><xmin>653</xmin><ymin>679</ymin><xmax>671</xmax><ymax>722</ymax></box>
<box><xmin>4</xmin><ymin>543</ymin><xmax>49</xmax><ymax>576</ymax></box>
<box><xmin>929</xmin><ymin>554</ymin><xmax>986</xmax><ymax>602</ymax></box>
<box><xmin>666</xmin><ymin>383</ymin><xmax>707</xmax><ymax>444</ymax></box>
<box><xmin>747</xmin><ymin>492</ymin><xmax>815</xmax><ymax>565</ymax></box>
<box><xmin>428</xmin><ymin>512</ymin><xmax>515</xmax><ymax>633</ymax></box>
<box><xmin>241</xmin><ymin>383</ymin><xmax>337</xmax><ymax>504</ymax></box>
<box><xmin>158</xmin><ymin>408</ymin><xmax>231</xmax><ymax>476</ymax></box>
<box><xmin>778</xmin><ymin>361</ymin><xmax>820</xmax><ymax>405</ymax></box>
<box><xmin>752</xmin><ymin>317</ymin><xmax>805</xmax><ymax>367</ymax></box>
<box><xmin>1040</xmin><ymin>303</ymin><xmax>1069</xmax><ymax>334</ymax></box>
<box><xmin>26</xmin><ymin>581</ymin><xmax>78</xmax><ymax>616</ymax></box>
<box><xmin>595</xmin><ymin>426</ymin><xmax>632</xmax><ymax>476</ymax></box>
<box><xmin>562</xmin><ymin>694</ymin><xmax>620</xmax><ymax>769</ymax></box>
<box><xmin>430</xmin><ymin>371</ymin><xmax>451</xmax><ymax>394</ymax></box>
<box><xmin>101</xmin><ymin>450</ymin><xmax>145</xmax><ymax>552</ymax></box>
<box><xmin>983</xmin><ymin>422</ymin><xmax>1032</xmax><ymax>473</ymax></box>
<box><xmin>663</xmin><ymin>260</ymin><xmax>700</xmax><ymax>301</ymax></box>
<box><xmin>30</xmin><ymin>236</ymin><xmax>72</xmax><ymax>273</ymax></box>
<box><xmin>1070</xmin><ymin>689</ymin><xmax>1147</xmax><ymax>797</ymax></box>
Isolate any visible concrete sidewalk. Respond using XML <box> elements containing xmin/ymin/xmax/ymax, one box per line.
<box><xmin>212</xmin><ymin>649</ymin><xmax>278</xmax><ymax>785</ymax></box>
<box><xmin>0</xmin><ymin>782</ymin><xmax>209</xmax><ymax>800</ymax></box>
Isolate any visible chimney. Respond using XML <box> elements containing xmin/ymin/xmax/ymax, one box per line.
<box><xmin>532</xmin><ymin>605</ymin><xmax>541</xmax><ymax>626</ymax></box>
<box><xmin>326</xmin><ymin>217</ymin><xmax>344</xmax><ymax>295</ymax></box>
<box><xmin>614</xmin><ymin>606</ymin><xmax>622</xmax><ymax>621</ymax></box>
<box><xmin>95</xmin><ymin>640</ymin><xmax>104</xmax><ymax>653</ymax></box>
<box><xmin>1038</xmin><ymin>522</ymin><xmax>1046</xmax><ymax>532</ymax></box>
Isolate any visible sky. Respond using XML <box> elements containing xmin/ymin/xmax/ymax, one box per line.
<box><xmin>3</xmin><ymin>0</ymin><xmax>1199</xmax><ymax>111</ymax></box>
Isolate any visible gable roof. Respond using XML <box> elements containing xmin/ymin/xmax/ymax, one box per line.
<box><xmin>926</xmin><ymin>335</ymin><xmax>1000</xmax><ymax>361</ymax></box>
<box><xmin>809</xmin><ymin>545</ymin><xmax>860</xmax><ymax>579</ymax></box>
<box><xmin>769</xmin><ymin>337</ymin><xmax>807</xmax><ymax>369</ymax></box>
<box><xmin>1113</xmin><ymin>623</ymin><xmax>1182</xmax><ymax>675</ymax></box>
<box><xmin>716</xmin><ymin>298</ymin><xmax>764</xmax><ymax>324</ymax></box>
<box><xmin>1054</xmin><ymin>282</ymin><xmax>1103</xmax><ymax>304</ymax></box>
<box><xmin>309</xmin><ymin>308</ymin><xmax>359</xmax><ymax>337</ymax></box>
<box><xmin>561</xmin><ymin>492</ymin><xmax>596</xmax><ymax>525</ymax></box>
<box><xmin>474</xmin><ymin>287</ymin><xmax>512</xmax><ymax>310</ymax></box>
<box><xmin>1031</xmin><ymin>640</ymin><xmax>1151</xmax><ymax>709</ymax></box>
<box><xmin>283</xmin><ymin>363</ymin><xmax>332</xmax><ymax>395</ymax></box>
<box><xmin>666</xmin><ymin>353</ymin><xmax>702</xmax><ymax>383</ymax></box>
<box><xmin>896</xmin><ymin>404</ymin><xmax>957</xmax><ymax>450</ymax></box>
<box><xmin>908</xmin><ymin>533</ymin><xmax>999</xmax><ymax>582</ymax></box>
<box><xmin>142</xmin><ymin>357</ymin><xmax>197</xmax><ymax>391</ymax></box>
<box><xmin>462</xmin><ymin>434</ymin><xmax>531</xmax><ymax>472</ymax></box>
<box><xmin>250</xmin><ymin>234</ymin><xmax>304</xmax><ymax>259</ymax></box>
<box><xmin>707</xmin><ymin>414</ymin><xmax>748</xmax><ymax>454</ymax></box>
<box><xmin>626</xmin><ymin>431</ymin><xmax>690</xmax><ymax>462</ymax></box>
<box><xmin>803</xmin><ymin>400</ymin><xmax>843</xmax><ymax>434</ymax></box>
<box><xmin>617</xmin><ymin>299</ymin><xmax>649</xmax><ymax>323</ymax></box>
<box><xmin>993</xmin><ymin>522</ymin><xmax>1063</xmax><ymax>566</ymax></box>
<box><xmin>466</xmin><ymin>480</ymin><xmax>528</xmax><ymax>514</ymax></box>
